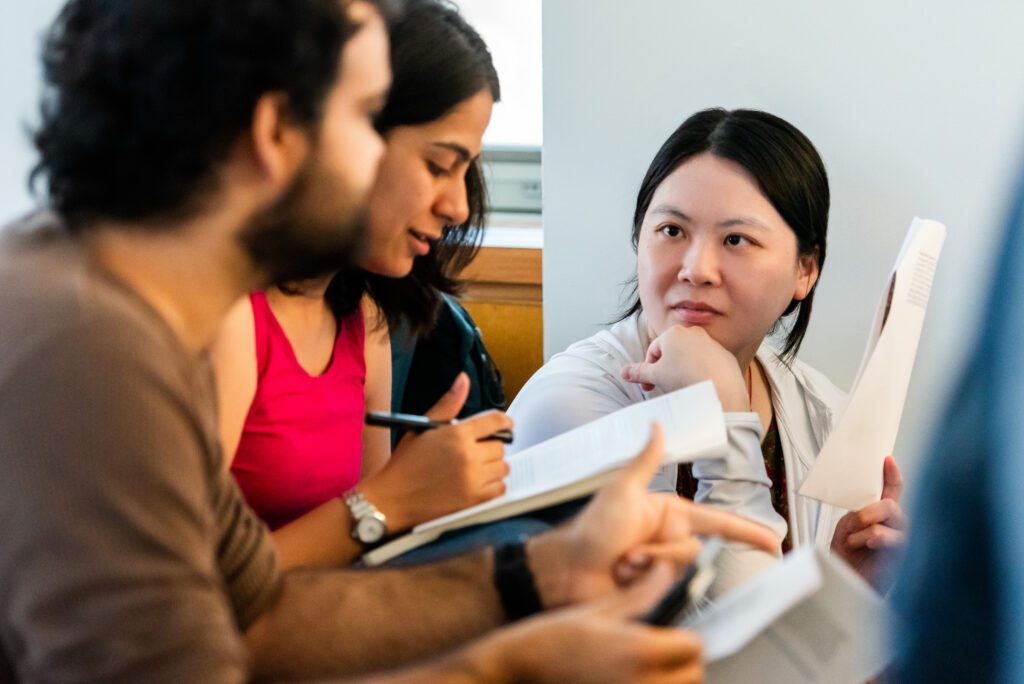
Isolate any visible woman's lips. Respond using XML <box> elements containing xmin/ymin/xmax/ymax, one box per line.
<box><xmin>408</xmin><ymin>228</ymin><xmax>437</xmax><ymax>257</ymax></box>
<box><xmin>669</xmin><ymin>301</ymin><xmax>722</xmax><ymax>325</ymax></box>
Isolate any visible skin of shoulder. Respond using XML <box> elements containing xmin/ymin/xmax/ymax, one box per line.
<box><xmin>209</xmin><ymin>295</ymin><xmax>258</xmax><ymax>467</ymax></box>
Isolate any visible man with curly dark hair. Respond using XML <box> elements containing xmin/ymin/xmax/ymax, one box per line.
<box><xmin>0</xmin><ymin>1</ymin><xmax>778</xmax><ymax>682</ymax></box>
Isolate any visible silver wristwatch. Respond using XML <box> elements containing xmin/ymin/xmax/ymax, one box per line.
<box><xmin>342</xmin><ymin>489</ymin><xmax>388</xmax><ymax>546</ymax></box>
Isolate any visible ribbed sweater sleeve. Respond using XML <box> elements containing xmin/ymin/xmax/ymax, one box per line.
<box><xmin>0</xmin><ymin>224</ymin><xmax>280</xmax><ymax>682</ymax></box>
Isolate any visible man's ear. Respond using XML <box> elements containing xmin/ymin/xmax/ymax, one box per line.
<box><xmin>250</xmin><ymin>92</ymin><xmax>310</xmax><ymax>191</ymax></box>
<box><xmin>793</xmin><ymin>248</ymin><xmax>820</xmax><ymax>302</ymax></box>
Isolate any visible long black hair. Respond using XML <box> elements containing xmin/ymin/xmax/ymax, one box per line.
<box><xmin>619</xmin><ymin>108</ymin><xmax>829</xmax><ymax>360</ymax></box>
<box><xmin>324</xmin><ymin>0</ymin><xmax>500</xmax><ymax>334</ymax></box>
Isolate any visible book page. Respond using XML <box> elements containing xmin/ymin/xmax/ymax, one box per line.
<box><xmin>687</xmin><ymin>548</ymin><xmax>892</xmax><ymax>683</ymax></box>
<box><xmin>683</xmin><ymin>546</ymin><xmax>822</xmax><ymax>661</ymax></box>
<box><xmin>416</xmin><ymin>381</ymin><xmax>727</xmax><ymax>533</ymax></box>
<box><xmin>800</xmin><ymin>217</ymin><xmax>946</xmax><ymax>510</ymax></box>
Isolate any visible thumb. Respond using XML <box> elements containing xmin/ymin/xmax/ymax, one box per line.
<box><xmin>881</xmin><ymin>455</ymin><xmax>903</xmax><ymax>503</ymax></box>
<box><xmin>595</xmin><ymin>560</ymin><xmax>678</xmax><ymax>619</ymax></box>
<box><xmin>645</xmin><ymin>337</ymin><xmax>663</xmax><ymax>365</ymax></box>
<box><xmin>424</xmin><ymin>372</ymin><xmax>470</xmax><ymax>421</ymax></box>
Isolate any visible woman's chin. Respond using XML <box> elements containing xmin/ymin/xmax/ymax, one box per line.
<box><xmin>360</xmin><ymin>257</ymin><xmax>415</xmax><ymax>279</ymax></box>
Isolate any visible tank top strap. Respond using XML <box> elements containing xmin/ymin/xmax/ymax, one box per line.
<box><xmin>249</xmin><ymin>291</ymin><xmax>277</xmax><ymax>375</ymax></box>
<box><xmin>328</xmin><ymin>305</ymin><xmax>367</xmax><ymax>378</ymax></box>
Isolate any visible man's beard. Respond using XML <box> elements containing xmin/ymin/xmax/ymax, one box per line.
<box><xmin>238</xmin><ymin>153</ymin><xmax>370</xmax><ymax>287</ymax></box>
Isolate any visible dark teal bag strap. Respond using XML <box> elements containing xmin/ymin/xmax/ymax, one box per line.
<box><xmin>441</xmin><ymin>295</ymin><xmax>505</xmax><ymax>411</ymax></box>
<box><xmin>389</xmin><ymin>295</ymin><xmax>506</xmax><ymax>443</ymax></box>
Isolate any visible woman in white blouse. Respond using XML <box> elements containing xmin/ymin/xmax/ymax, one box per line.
<box><xmin>509</xmin><ymin>108</ymin><xmax>906</xmax><ymax>593</ymax></box>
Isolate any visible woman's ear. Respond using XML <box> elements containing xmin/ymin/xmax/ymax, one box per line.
<box><xmin>793</xmin><ymin>248</ymin><xmax>820</xmax><ymax>302</ymax></box>
<box><xmin>250</xmin><ymin>92</ymin><xmax>311</xmax><ymax>192</ymax></box>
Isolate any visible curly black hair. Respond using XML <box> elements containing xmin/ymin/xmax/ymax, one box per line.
<box><xmin>30</xmin><ymin>0</ymin><xmax>396</xmax><ymax>230</ymax></box>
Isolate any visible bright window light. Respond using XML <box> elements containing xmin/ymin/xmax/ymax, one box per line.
<box><xmin>456</xmin><ymin>0</ymin><xmax>543</xmax><ymax>149</ymax></box>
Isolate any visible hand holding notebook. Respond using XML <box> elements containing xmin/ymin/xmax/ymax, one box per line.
<box><xmin>364</xmin><ymin>381</ymin><xmax>730</xmax><ymax>565</ymax></box>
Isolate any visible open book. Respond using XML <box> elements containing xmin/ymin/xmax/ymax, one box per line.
<box><xmin>363</xmin><ymin>381</ymin><xmax>727</xmax><ymax>565</ymax></box>
<box><xmin>684</xmin><ymin>547</ymin><xmax>893</xmax><ymax>683</ymax></box>
<box><xmin>800</xmin><ymin>217</ymin><xmax>946</xmax><ymax>510</ymax></box>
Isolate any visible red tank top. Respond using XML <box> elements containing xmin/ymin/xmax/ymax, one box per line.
<box><xmin>231</xmin><ymin>292</ymin><xmax>365</xmax><ymax>530</ymax></box>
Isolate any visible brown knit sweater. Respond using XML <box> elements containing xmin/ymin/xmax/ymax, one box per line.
<box><xmin>0</xmin><ymin>213</ymin><xmax>280</xmax><ymax>682</ymax></box>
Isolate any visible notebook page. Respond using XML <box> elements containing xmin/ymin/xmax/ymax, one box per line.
<box><xmin>415</xmin><ymin>380</ymin><xmax>726</xmax><ymax>534</ymax></box>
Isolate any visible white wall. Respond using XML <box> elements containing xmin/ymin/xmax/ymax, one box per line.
<box><xmin>542</xmin><ymin>0</ymin><xmax>1024</xmax><ymax>470</ymax></box>
<box><xmin>0</xmin><ymin>1</ymin><xmax>65</xmax><ymax>220</ymax></box>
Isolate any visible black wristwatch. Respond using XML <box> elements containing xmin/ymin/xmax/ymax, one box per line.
<box><xmin>493</xmin><ymin>538</ymin><xmax>543</xmax><ymax>621</ymax></box>
<box><xmin>342</xmin><ymin>489</ymin><xmax>388</xmax><ymax>547</ymax></box>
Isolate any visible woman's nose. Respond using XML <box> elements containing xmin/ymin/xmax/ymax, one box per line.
<box><xmin>677</xmin><ymin>240</ymin><xmax>721</xmax><ymax>286</ymax></box>
<box><xmin>435</xmin><ymin>177</ymin><xmax>471</xmax><ymax>226</ymax></box>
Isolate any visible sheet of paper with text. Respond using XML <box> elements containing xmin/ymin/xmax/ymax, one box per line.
<box><xmin>800</xmin><ymin>217</ymin><xmax>946</xmax><ymax>510</ymax></box>
<box><xmin>416</xmin><ymin>380</ymin><xmax>727</xmax><ymax>534</ymax></box>
<box><xmin>686</xmin><ymin>547</ymin><xmax>893</xmax><ymax>683</ymax></box>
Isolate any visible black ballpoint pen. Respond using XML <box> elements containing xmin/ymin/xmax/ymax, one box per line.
<box><xmin>365</xmin><ymin>410</ymin><xmax>513</xmax><ymax>444</ymax></box>
<box><xmin>642</xmin><ymin>538</ymin><xmax>723</xmax><ymax>626</ymax></box>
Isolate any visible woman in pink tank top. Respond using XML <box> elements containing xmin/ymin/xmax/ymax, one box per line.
<box><xmin>230</xmin><ymin>291</ymin><xmax>366</xmax><ymax>530</ymax></box>
<box><xmin>211</xmin><ymin>0</ymin><xmax>512</xmax><ymax>570</ymax></box>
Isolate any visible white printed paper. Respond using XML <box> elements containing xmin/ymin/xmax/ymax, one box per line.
<box><xmin>685</xmin><ymin>548</ymin><xmax>892</xmax><ymax>683</ymax></box>
<box><xmin>416</xmin><ymin>381</ymin><xmax>727</xmax><ymax>533</ymax></box>
<box><xmin>799</xmin><ymin>217</ymin><xmax>946</xmax><ymax>510</ymax></box>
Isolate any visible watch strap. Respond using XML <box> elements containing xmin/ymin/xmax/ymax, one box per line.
<box><xmin>493</xmin><ymin>538</ymin><xmax>543</xmax><ymax>622</ymax></box>
<box><xmin>342</xmin><ymin>489</ymin><xmax>387</xmax><ymax>545</ymax></box>
<box><xmin>343</xmin><ymin>489</ymin><xmax>374</xmax><ymax>518</ymax></box>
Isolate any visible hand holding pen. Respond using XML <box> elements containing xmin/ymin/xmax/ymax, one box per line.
<box><xmin>357</xmin><ymin>373</ymin><xmax>513</xmax><ymax>529</ymax></box>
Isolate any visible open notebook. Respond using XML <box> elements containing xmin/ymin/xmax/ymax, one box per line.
<box><xmin>363</xmin><ymin>380</ymin><xmax>728</xmax><ymax>565</ymax></box>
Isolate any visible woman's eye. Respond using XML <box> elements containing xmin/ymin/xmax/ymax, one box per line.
<box><xmin>724</xmin><ymin>234</ymin><xmax>748</xmax><ymax>247</ymax></box>
<box><xmin>659</xmin><ymin>225</ymin><xmax>683</xmax><ymax>238</ymax></box>
<box><xmin>427</xmin><ymin>161</ymin><xmax>450</xmax><ymax>177</ymax></box>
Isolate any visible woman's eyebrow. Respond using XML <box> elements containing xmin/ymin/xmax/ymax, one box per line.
<box><xmin>430</xmin><ymin>142</ymin><xmax>471</xmax><ymax>162</ymax></box>
<box><xmin>650</xmin><ymin>204</ymin><xmax>692</xmax><ymax>222</ymax></box>
<box><xmin>719</xmin><ymin>216</ymin><xmax>772</xmax><ymax>230</ymax></box>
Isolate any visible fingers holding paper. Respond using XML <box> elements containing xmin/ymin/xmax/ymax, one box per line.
<box><xmin>831</xmin><ymin>456</ymin><xmax>908</xmax><ymax>590</ymax></box>
<box><xmin>880</xmin><ymin>454</ymin><xmax>904</xmax><ymax>502</ymax></box>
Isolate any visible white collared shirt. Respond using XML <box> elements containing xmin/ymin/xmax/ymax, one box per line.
<box><xmin>508</xmin><ymin>313</ymin><xmax>849</xmax><ymax>591</ymax></box>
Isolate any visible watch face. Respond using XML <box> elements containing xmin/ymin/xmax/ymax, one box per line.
<box><xmin>356</xmin><ymin>516</ymin><xmax>386</xmax><ymax>544</ymax></box>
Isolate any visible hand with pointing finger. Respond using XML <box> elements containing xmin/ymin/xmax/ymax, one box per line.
<box><xmin>527</xmin><ymin>423</ymin><xmax>781</xmax><ymax>609</ymax></box>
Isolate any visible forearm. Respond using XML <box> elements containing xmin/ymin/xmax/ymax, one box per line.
<box><xmin>272</xmin><ymin>498</ymin><xmax>364</xmax><ymax>570</ymax></box>
<box><xmin>272</xmin><ymin>463</ymin><xmax>443</xmax><ymax>571</ymax></box>
<box><xmin>692</xmin><ymin>413</ymin><xmax>785</xmax><ymax>594</ymax></box>
<box><xmin>693</xmin><ymin>414</ymin><xmax>786</xmax><ymax>533</ymax></box>
<box><xmin>271</xmin><ymin>476</ymin><xmax>419</xmax><ymax>572</ymax></box>
<box><xmin>347</xmin><ymin>640</ymin><xmax>509</xmax><ymax>684</ymax></box>
<box><xmin>244</xmin><ymin>547</ymin><xmax>505</xmax><ymax>680</ymax></box>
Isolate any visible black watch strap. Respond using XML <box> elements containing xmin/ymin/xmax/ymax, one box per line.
<box><xmin>493</xmin><ymin>539</ymin><xmax>543</xmax><ymax>622</ymax></box>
